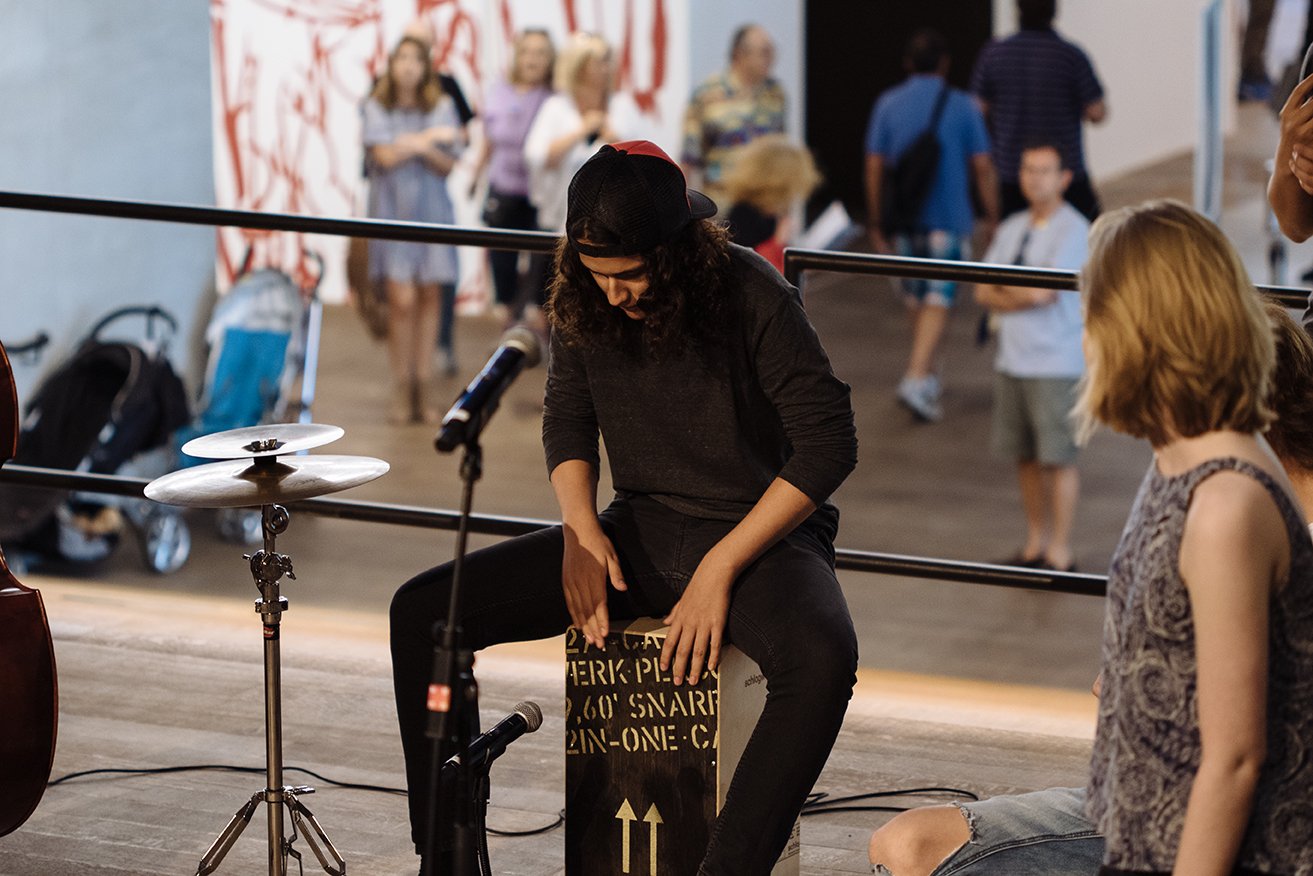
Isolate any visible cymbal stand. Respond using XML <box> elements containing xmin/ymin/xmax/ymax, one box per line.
<box><xmin>196</xmin><ymin>502</ymin><xmax>346</xmax><ymax>876</ymax></box>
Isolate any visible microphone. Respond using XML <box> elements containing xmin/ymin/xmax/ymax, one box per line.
<box><xmin>441</xmin><ymin>701</ymin><xmax>543</xmax><ymax>779</ymax></box>
<box><xmin>435</xmin><ymin>326</ymin><xmax>542</xmax><ymax>452</ymax></box>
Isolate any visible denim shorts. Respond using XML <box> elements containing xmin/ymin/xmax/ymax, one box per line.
<box><xmin>893</xmin><ymin>230</ymin><xmax>968</xmax><ymax>307</ymax></box>
<box><xmin>991</xmin><ymin>373</ymin><xmax>1081</xmax><ymax>466</ymax></box>
<box><xmin>931</xmin><ymin>787</ymin><xmax>1103</xmax><ymax>876</ymax></box>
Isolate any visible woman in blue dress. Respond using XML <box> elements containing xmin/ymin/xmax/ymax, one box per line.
<box><xmin>362</xmin><ymin>35</ymin><xmax>463</xmax><ymax>423</ymax></box>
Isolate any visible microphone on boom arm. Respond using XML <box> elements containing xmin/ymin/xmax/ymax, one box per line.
<box><xmin>435</xmin><ymin>326</ymin><xmax>542</xmax><ymax>453</ymax></box>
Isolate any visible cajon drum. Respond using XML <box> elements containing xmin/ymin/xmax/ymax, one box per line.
<box><xmin>564</xmin><ymin>618</ymin><xmax>800</xmax><ymax>875</ymax></box>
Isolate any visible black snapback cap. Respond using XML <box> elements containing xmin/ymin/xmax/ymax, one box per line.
<box><xmin>565</xmin><ymin>140</ymin><xmax>717</xmax><ymax>257</ymax></box>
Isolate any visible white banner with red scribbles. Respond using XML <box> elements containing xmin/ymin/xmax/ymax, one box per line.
<box><xmin>209</xmin><ymin>0</ymin><xmax>688</xmax><ymax>306</ymax></box>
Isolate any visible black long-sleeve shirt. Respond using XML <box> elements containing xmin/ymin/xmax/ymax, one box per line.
<box><xmin>542</xmin><ymin>245</ymin><xmax>857</xmax><ymax>525</ymax></box>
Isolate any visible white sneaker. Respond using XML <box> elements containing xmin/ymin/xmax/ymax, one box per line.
<box><xmin>897</xmin><ymin>376</ymin><xmax>943</xmax><ymax>422</ymax></box>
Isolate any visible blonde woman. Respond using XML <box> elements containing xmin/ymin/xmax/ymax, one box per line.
<box><xmin>362</xmin><ymin>35</ymin><xmax>463</xmax><ymax>423</ymax></box>
<box><xmin>1080</xmin><ymin>200</ymin><xmax>1313</xmax><ymax>875</ymax></box>
<box><xmin>522</xmin><ymin>32</ymin><xmax>641</xmax><ymax>234</ymax></box>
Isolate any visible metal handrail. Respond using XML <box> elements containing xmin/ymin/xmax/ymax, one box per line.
<box><xmin>0</xmin><ymin>191</ymin><xmax>1118</xmax><ymax>597</ymax></box>
<box><xmin>0</xmin><ymin>464</ymin><xmax>1106</xmax><ymax>597</ymax></box>
<box><xmin>6</xmin><ymin>191</ymin><xmax>1302</xmax><ymax>307</ymax></box>
<box><xmin>0</xmin><ymin>190</ymin><xmax>559</xmax><ymax>253</ymax></box>
<box><xmin>782</xmin><ymin>247</ymin><xmax>1313</xmax><ymax>308</ymax></box>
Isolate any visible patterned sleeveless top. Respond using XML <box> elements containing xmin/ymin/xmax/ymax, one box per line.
<box><xmin>1087</xmin><ymin>457</ymin><xmax>1313</xmax><ymax>874</ymax></box>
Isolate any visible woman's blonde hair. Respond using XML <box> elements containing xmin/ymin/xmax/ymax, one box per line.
<box><xmin>371</xmin><ymin>35</ymin><xmax>443</xmax><ymax>111</ymax></box>
<box><xmin>720</xmin><ymin>135</ymin><xmax>821</xmax><ymax>215</ymax></box>
<box><xmin>554</xmin><ymin>32</ymin><xmax>612</xmax><ymax>96</ymax></box>
<box><xmin>509</xmin><ymin>28</ymin><xmax>555</xmax><ymax>87</ymax></box>
<box><xmin>1075</xmin><ymin>199</ymin><xmax>1274</xmax><ymax>446</ymax></box>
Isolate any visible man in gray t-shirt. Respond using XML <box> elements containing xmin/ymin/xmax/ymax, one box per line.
<box><xmin>976</xmin><ymin>143</ymin><xmax>1089</xmax><ymax>573</ymax></box>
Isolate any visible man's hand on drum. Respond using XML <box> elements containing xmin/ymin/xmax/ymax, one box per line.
<box><xmin>660</xmin><ymin>553</ymin><xmax>734</xmax><ymax>687</ymax></box>
<box><xmin>561</xmin><ymin>519</ymin><xmax>626</xmax><ymax>648</ymax></box>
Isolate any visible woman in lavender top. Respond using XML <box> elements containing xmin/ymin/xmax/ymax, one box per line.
<box><xmin>469</xmin><ymin>29</ymin><xmax>554</xmax><ymax>318</ymax></box>
<box><xmin>362</xmin><ymin>35</ymin><xmax>464</xmax><ymax>423</ymax></box>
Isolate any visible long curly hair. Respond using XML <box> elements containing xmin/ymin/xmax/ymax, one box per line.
<box><xmin>546</xmin><ymin>219</ymin><xmax>736</xmax><ymax>360</ymax></box>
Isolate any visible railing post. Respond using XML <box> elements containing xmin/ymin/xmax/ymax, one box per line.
<box><xmin>1195</xmin><ymin>0</ymin><xmax>1224</xmax><ymax>222</ymax></box>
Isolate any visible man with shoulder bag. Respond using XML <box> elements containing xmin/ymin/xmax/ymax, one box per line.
<box><xmin>864</xmin><ymin>29</ymin><xmax>999</xmax><ymax>423</ymax></box>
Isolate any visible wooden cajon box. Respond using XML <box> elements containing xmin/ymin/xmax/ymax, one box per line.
<box><xmin>564</xmin><ymin>618</ymin><xmax>800</xmax><ymax>875</ymax></box>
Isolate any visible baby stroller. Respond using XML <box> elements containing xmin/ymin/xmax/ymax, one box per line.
<box><xmin>176</xmin><ymin>250</ymin><xmax>324</xmax><ymax>543</ymax></box>
<box><xmin>0</xmin><ymin>306</ymin><xmax>193</xmax><ymax>573</ymax></box>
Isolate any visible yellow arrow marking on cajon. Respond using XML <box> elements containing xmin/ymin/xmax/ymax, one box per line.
<box><xmin>616</xmin><ymin>798</ymin><xmax>637</xmax><ymax>873</ymax></box>
<box><xmin>643</xmin><ymin>803</ymin><xmax>663</xmax><ymax>874</ymax></box>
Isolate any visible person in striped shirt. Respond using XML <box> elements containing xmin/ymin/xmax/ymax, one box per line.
<box><xmin>970</xmin><ymin>0</ymin><xmax>1107</xmax><ymax>222</ymax></box>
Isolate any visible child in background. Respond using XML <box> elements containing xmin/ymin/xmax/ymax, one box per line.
<box><xmin>720</xmin><ymin>135</ymin><xmax>820</xmax><ymax>272</ymax></box>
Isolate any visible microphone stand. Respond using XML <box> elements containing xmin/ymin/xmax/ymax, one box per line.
<box><xmin>423</xmin><ymin>409</ymin><xmax>489</xmax><ymax>876</ymax></box>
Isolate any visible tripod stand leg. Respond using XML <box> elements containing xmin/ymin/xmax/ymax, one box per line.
<box><xmin>197</xmin><ymin>792</ymin><xmax>262</xmax><ymax>876</ymax></box>
<box><xmin>286</xmin><ymin>790</ymin><xmax>347</xmax><ymax>875</ymax></box>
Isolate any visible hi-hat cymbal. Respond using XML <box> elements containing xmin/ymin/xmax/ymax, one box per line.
<box><xmin>145</xmin><ymin>454</ymin><xmax>389</xmax><ymax>508</ymax></box>
<box><xmin>181</xmin><ymin>423</ymin><xmax>345</xmax><ymax>460</ymax></box>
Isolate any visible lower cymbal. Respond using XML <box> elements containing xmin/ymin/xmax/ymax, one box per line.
<box><xmin>181</xmin><ymin>423</ymin><xmax>345</xmax><ymax>460</ymax></box>
<box><xmin>145</xmin><ymin>454</ymin><xmax>388</xmax><ymax>508</ymax></box>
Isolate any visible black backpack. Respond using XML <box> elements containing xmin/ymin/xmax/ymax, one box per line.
<box><xmin>881</xmin><ymin>84</ymin><xmax>951</xmax><ymax>234</ymax></box>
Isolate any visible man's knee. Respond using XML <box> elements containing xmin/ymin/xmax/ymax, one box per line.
<box><xmin>390</xmin><ymin>566</ymin><xmax>450</xmax><ymax>637</ymax></box>
<box><xmin>772</xmin><ymin>615</ymin><xmax>856</xmax><ymax>700</ymax></box>
<box><xmin>868</xmin><ymin>805</ymin><xmax>971</xmax><ymax>876</ymax></box>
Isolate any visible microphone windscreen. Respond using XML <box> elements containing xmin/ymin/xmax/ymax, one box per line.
<box><xmin>501</xmin><ymin>325</ymin><xmax>543</xmax><ymax>369</ymax></box>
<box><xmin>514</xmin><ymin>700</ymin><xmax>544</xmax><ymax>732</ymax></box>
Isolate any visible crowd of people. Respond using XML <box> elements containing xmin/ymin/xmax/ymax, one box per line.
<box><xmin>859</xmin><ymin>0</ymin><xmax>1106</xmax><ymax>569</ymax></box>
<box><xmin>361</xmin><ymin>4</ymin><xmax>1313</xmax><ymax>875</ymax></box>
<box><xmin>865</xmin><ymin>0</ymin><xmax>1105</xmax><ymax>425</ymax></box>
<box><xmin>358</xmin><ymin>21</ymin><xmax>807</xmax><ymax>426</ymax></box>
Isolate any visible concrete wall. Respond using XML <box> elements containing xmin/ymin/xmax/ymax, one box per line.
<box><xmin>993</xmin><ymin>0</ymin><xmax>1238</xmax><ymax>181</ymax></box>
<box><xmin>0</xmin><ymin>2</ymin><xmax>215</xmax><ymax>404</ymax></box>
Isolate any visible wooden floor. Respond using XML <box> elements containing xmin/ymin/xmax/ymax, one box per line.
<box><xmin>0</xmin><ymin>578</ymin><xmax>1095</xmax><ymax>875</ymax></box>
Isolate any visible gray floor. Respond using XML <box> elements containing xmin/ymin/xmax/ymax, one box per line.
<box><xmin>39</xmin><ymin>264</ymin><xmax>1136</xmax><ymax>690</ymax></box>
<box><xmin>0</xmin><ymin>579</ymin><xmax>1094</xmax><ymax>875</ymax></box>
<box><xmin>35</xmin><ymin>103</ymin><xmax>1299</xmax><ymax>692</ymax></box>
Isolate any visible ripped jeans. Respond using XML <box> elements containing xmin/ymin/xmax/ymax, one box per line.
<box><xmin>873</xmin><ymin>787</ymin><xmax>1103</xmax><ymax>876</ymax></box>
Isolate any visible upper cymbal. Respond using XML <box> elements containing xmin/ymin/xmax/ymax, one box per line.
<box><xmin>145</xmin><ymin>454</ymin><xmax>389</xmax><ymax>508</ymax></box>
<box><xmin>181</xmin><ymin>423</ymin><xmax>345</xmax><ymax>460</ymax></box>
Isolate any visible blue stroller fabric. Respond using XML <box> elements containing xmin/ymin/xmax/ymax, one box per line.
<box><xmin>175</xmin><ymin>328</ymin><xmax>290</xmax><ymax>461</ymax></box>
<box><xmin>177</xmin><ymin>268</ymin><xmax>304</xmax><ymax>464</ymax></box>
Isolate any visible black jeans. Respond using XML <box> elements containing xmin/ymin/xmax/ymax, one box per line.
<box><xmin>390</xmin><ymin>493</ymin><xmax>858</xmax><ymax>874</ymax></box>
<box><xmin>481</xmin><ymin>189</ymin><xmax>538</xmax><ymax>307</ymax></box>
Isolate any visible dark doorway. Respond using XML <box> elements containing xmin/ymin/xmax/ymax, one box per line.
<box><xmin>804</xmin><ymin>2</ymin><xmax>995</xmax><ymax>224</ymax></box>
